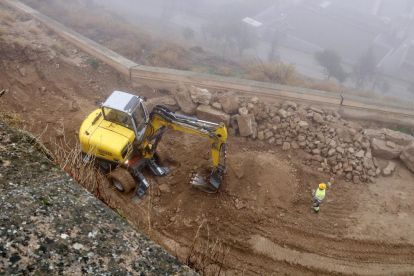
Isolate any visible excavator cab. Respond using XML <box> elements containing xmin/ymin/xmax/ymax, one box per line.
<box><xmin>101</xmin><ymin>91</ymin><xmax>149</xmax><ymax>143</ymax></box>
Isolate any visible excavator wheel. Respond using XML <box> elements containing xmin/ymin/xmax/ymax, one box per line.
<box><xmin>108</xmin><ymin>168</ymin><xmax>136</xmax><ymax>193</ymax></box>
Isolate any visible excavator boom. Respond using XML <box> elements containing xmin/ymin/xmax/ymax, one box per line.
<box><xmin>146</xmin><ymin>106</ymin><xmax>228</xmax><ymax>193</ymax></box>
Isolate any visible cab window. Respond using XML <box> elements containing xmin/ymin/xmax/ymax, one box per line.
<box><xmin>102</xmin><ymin>107</ymin><xmax>134</xmax><ymax>130</ymax></box>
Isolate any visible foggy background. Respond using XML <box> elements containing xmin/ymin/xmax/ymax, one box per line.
<box><xmin>96</xmin><ymin>0</ymin><xmax>414</xmax><ymax>100</ymax></box>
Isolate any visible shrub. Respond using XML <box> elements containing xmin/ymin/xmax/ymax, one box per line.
<box><xmin>52</xmin><ymin>42</ymin><xmax>69</xmax><ymax>57</ymax></box>
<box><xmin>29</xmin><ymin>27</ymin><xmax>39</xmax><ymax>35</ymax></box>
<box><xmin>151</xmin><ymin>41</ymin><xmax>191</xmax><ymax>70</ymax></box>
<box><xmin>46</xmin><ymin>28</ymin><xmax>55</xmax><ymax>36</ymax></box>
<box><xmin>246</xmin><ymin>61</ymin><xmax>299</xmax><ymax>86</ymax></box>
<box><xmin>88</xmin><ymin>57</ymin><xmax>100</xmax><ymax>69</ymax></box>
<box><xmin>190</xmin><ymin>45</ymin><xmax>204</xmax><ymax>53</ymax></box>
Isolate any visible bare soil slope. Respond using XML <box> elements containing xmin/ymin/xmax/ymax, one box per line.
<box><xmin>1</xmin><ymin>6</ymin><xmax>414</xmax><ymax>276</ymax></box>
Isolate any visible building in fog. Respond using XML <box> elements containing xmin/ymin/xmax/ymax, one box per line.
<box><xmin>250</xmin><ymin>0</ymin><xmax>414</xmax><ymax>77</ymax></box>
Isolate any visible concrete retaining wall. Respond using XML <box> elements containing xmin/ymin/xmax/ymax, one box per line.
<box><xmin>3</xmin><ymin>0</ymin><xmax>414</xmax><ymax>126</ymax></box>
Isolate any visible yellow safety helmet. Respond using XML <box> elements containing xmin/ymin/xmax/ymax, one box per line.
<box><xmin>319</xmin><ymin>183</ymin><xmax>327</xmax><ymax>190</ymax></box>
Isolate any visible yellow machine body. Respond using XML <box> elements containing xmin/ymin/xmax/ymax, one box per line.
<box><xmin>79</xmin><ymin>109</ymin><xmax>135</xmax><ymax>163</ymax></box>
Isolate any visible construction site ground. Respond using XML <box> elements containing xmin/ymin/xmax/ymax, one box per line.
<box><xmin>1</xmin><ymin>6</ymin><xmax>414</xmax><ymax>275</ymax></box>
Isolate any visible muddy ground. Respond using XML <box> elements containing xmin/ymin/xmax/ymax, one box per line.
<box><xmin>1</xmin><ymin>5</ymin><xmax>414</xmax><ymax>275</ymax></box>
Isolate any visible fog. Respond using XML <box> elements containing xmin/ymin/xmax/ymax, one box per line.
<box><xmin>97</xmin><ymin>0</ymin><xmax>414</xmax><ymax>101</ymax></box>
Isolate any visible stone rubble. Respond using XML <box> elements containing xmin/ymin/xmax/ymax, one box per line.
<box><xmin>166</xmin><ymin>84</ymin><xmax>414</xmax><ymax>183</ymax></box>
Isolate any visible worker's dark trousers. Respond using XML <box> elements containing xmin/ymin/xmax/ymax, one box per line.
<box><xmin>313</xmin><ymin>199</ymin><xmax>321</xmax><ymax>213</ymax></box>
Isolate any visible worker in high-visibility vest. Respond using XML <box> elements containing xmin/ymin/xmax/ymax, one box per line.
<box><xmin>312</xmin><ymin>183</ymin><xmax>326</xmax><ymax>213</ymax></box>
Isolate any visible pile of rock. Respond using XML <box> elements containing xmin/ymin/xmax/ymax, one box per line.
<box><xmin>159</xmin><ymin>83</ymin><xmax>414</xmax><ymax>183</ymax></box>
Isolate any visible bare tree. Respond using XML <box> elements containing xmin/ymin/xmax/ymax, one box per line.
<box><xmin>232</xmin><ymin>22</ymin><xmax>257</xmax><ymax>57</ymax></box>
<box><xmin>268</xmin><ymin>32</ymin><xmax>280</xmax><ymax>62</ymax></box>
<box><xmin>354</xmin><ymin>47</ymin><xmax>377</xmax><ymax>89</ymax></box>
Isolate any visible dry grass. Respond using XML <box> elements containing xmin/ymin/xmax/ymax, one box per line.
<box><xmin>52</xmin><ymin>42</ymin><xmax>69</xmax><ymax>57</ymax></box>
<box><xmin>0</xmin><ymin>110</ymin><xmax>22</xmax><ymax>127</ymax></box>
<box><xmin>151</xmin><ymin>40</ymin><xmax>191</xmax><ymax>70</ymax></box>
<box><xmin>302</xmin><ymin>79</ymin><xmax>342</xmax><ymax>93</ymax></box>
<box><xmin>12</xmin><ymin>38</ymin><xmax>28</xmax><ymax>48</ymax></box>
<box><xmin>186</xmin><ymin>222</ymin><xmax>229</xmax><ymax>276</ymax></box>
<box><xmin>29</xmin><ymin>27</ymin><xmax>39</xmax><ymax>35</ymax></box>
<box><xmin>21</xmin><ymin>0</ymin><xmax>151</xmax><ymax>61</ymax></box>
<box><xmin>49</xmin><ymin>126</ymin><xmax>109</xmax><ymax>201</ymax></box>
<box><xmin>0</xmin><ymin>11</ymin><xmax>15</xmax><ymax>23</ymax></box>
<box><xmin>247</xmin><ymin>61</ymin><xmax>300</xmax><ymax>86</ymax></box>
<box><xmin>0</xmin><ymin>27</ymin><xmax>6</xmax><ymax>36</ymax></box>
<box><xmin>105</xmin><ymin>39</ymin><xmax>144</xmax><ymax>61</ymax></box>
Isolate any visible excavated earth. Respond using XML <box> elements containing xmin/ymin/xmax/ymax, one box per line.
<box><xmin>1</xmin><ymin>6</ymin><xmax>414</xmax><ymax>275</ymax></box>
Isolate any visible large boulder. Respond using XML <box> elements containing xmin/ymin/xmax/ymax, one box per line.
<box><xmin>196</xmin><ymin>105</ymin><xmax>230</xmax><ymax>126</ymax></box>
<box><xmin>218</xmin><ymin>91</ymin><xmax>239</xmax><ymax>114</ymax></box>
<box><xmin>371</xmin><ymin>138</ymin><xmax>403</xmax><ymax>159</ymax></box>
<box><xmin>190</xmin><ymin>86</ymin><xmax>211</xmax><ymax>105</ymax></box>
<box><xmin>364</xmin><ymin>128</ymin><xmax>414</xmax><ymax>146</ymax></box>
<box><xmin>146</xmin><ymin>96</ymin><xmax>179</xmax><ymax>112</ymax></box>
<box><xmin>400</xmin><ymin>142</ymin><xmax>414</xmax><ymax>173</ymax></box>
<box><xmin>381</xmin><ymin>128</ymin><xmax>414</xmax><ymax>146</ymax></box>
<box><xmin>363</xmin><ymin>129</ymin><xmax>385</xmax><ymax>140</ymax></box>
<box><xmin>170</xmin><ymin>82</ymin><xmax>198</xmax><ymax>115</ymax></box>
<box><xmin>237</xmin><ymin>114</ymin><xmax>256</xmax><ymax>137</ymax></box>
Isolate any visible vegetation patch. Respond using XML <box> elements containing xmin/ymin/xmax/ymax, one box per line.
<box><xmin>88</xmin><ymin>57</ymin><xmax>99</xmax><ymax>69</ymax></box>
<box><xmin>389</xmin><ymin>125</ymin><xmax>414</xmax><ymax>136</ymax></box>
<box><xmin>29</xmin><ymin>27</ymin><xmax>39</xmax><ymax>35</ymax></box>
<box><xmin>0</xmin><ymin>11</ymin><xmax>15</xmax><ymax>23</ymax></box>
<box><xmin>52</xmin><ymin>42</ymin><xmax>69</xmax><ymax>57</ymax></box>
<box><xmin>151</xmin><ymin>41</ymin><xmax>191</xmax><ymax>70</ymax></box>
<box><xmin>12</xmin><ymin>38</ymin><xmax>28</xmax><ymax>48</ymax></box>
<box><xmin>0</xmin><ymin>110</ymin><xmax>22</xmax><ymax>127</ymax></box>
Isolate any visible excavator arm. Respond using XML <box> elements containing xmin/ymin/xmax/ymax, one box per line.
<box><xmin>143</xmin><ymin>105</ymin><xmax>228</xmax><ymax>193</ymax></box>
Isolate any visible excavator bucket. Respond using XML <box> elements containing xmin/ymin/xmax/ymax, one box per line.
<box><xmin>190</xmin><ymin>165</ymin><xmax>226</xmax><ymax>193</ymax></box>
<box><xmin>190</xmin><ymin>173</ymin><xmax>218</xmax><ymax>193</ymax></box>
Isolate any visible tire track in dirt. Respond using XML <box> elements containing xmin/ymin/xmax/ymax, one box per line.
<box><xmin>250</xmin><ymin>234</ymin><xmax>414</xmax><ymax>275</ymax></box>
<box><xmin>264</xmin><ymin>224</ymin><xmax>414</xmax><ymax>263</ymax></box>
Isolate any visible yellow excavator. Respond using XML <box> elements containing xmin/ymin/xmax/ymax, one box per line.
<box><xmin>79</xmin><ymin>91</ymin><xmax>228</xmax><ymax>198</ymax></box>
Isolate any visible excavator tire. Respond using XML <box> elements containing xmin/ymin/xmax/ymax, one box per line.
<box><xmin>108</xmin><ymin>168</ymin><xmax>136</xmax><ymax>193</ymax></box>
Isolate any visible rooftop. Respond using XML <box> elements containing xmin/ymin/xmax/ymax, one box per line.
<box><xmin>284</xmin><ymin>7</ymin><xmax>390</xmax><ymax>62</ymax></box>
